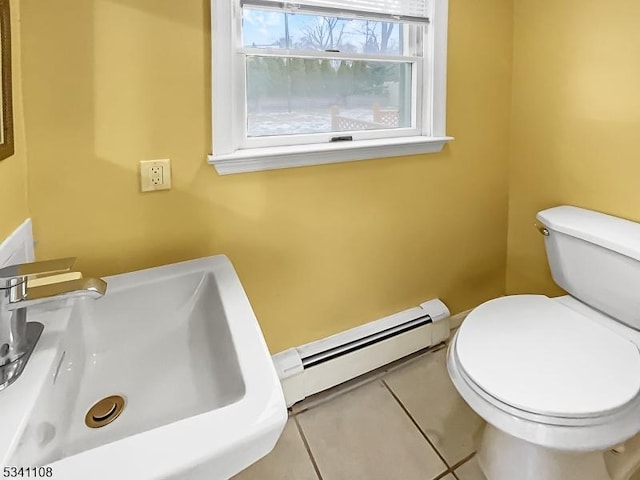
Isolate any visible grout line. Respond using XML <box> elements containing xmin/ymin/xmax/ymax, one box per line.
<box><xmin>432</xmin><ymin>470</ymin><xmax>454</xmax><ymax>480</ymax></box>
<box><xmin>425</xmin><ymin>451</ymin><xmax>475</xmax><ymax>480</ymax></box>
<box><xmin>291</xmin><ymin>371</ymin><xmax>386</xmax><ymax>415</ymax></box>
<box><xmin>381</xmin><ymin>379</ymin><xmax>452</xmax><ymax>470</ymax></box>
<box><xmin>449</xmin><ymin>451</ymin><xmax>476</xmax><ymax>471</ymax></box>
<box><xmin>446</xmin><ymin>452</ymin><xmax>478</xmax><ymax>480</ymax></box>
<box><xmin>293</xmin><ymin>415</ymin><xmax>324</xmax><ymax>480</ymax></box>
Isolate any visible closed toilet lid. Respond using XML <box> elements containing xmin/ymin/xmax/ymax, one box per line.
<box><xmin>456</xmin><ymin>295</ymin><xmax>640</xmax><ymax>418</ymax></box>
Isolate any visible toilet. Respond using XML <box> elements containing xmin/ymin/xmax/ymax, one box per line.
<box><xmin>447</xmin><ymin>206</ymin><xmax>640</xmax><ymax>480</ymax></box>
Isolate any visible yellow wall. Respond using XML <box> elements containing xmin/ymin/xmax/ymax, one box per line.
<box><xmin>507</xmin><ymin>0</ymin><xmax>640</xmax><ymax>295</ymax></box>
<box><xmin>0</xmin><ymin>0</ymin><xmax>29</xmax><ymax>240</ymax></box>
<box><xmin>20</xmin><ymin>0</ymin><xmax>513</xmax><ymax>352</ymax></box>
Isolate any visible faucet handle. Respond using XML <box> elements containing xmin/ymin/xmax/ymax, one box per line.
<box><xmin>0</xmin><ymin>257</ymin><xmax>76</xmax><ymax>284</ymax></box>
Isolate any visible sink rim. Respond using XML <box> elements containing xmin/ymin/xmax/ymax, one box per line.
<box><xmin>1</xmin><ymin>255</ymin><xmax>286</xmax><ymax>479</ymax></box>
<box><xmin>0</xmin><ymin>304</ymin><xmax>73</xmax><ymax>466</ymax></box>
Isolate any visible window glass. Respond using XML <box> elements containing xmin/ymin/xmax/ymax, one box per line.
<box><xmin>242</xmin><ymin>7</ymin><xmax>405</xmax><ymax>56</ymax></box>
<box><xmin>246</xmin><ymin>57</ymin><xmax>412</xmax><ymax>137</ymax></box>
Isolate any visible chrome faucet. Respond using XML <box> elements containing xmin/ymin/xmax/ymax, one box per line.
<box><xmin>0</xmin><ymin>258</ymin><xmax>107</xmax><ymax>391</ymax></box>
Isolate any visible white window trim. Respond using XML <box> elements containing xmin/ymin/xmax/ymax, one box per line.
<box><xmin>208</xmin><ymin>0</ymin><xmax>452</xmax><ymax>175</ymax></box>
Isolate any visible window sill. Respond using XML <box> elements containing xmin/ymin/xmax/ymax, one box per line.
<box><xmin>207</xmin><ymin>136</ymin><xmax>454</xmax><ymax>175</ymax></box>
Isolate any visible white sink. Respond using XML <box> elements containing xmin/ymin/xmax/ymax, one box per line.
<box><xmin>0</xmin><ymin>256</ymin><xmax>286</xmax><ymax>479</ymax></box>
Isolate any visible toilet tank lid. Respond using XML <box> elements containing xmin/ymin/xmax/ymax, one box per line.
<box><xmin>537</xmin><ymin>206</ymin><xmax>640</xmax><ymax>262</ymax></box>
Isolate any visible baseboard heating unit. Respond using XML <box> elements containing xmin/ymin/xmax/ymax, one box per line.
<box><xmin>272</xmin><ymin>299</ymin><xmax>450</xmax><ymax>407</ymax></box>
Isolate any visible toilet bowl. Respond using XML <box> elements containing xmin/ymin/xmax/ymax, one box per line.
<box><xmin>447</xmin><ymin>206</ymin><xmax>640</xmax><ymax>480</ymax></box>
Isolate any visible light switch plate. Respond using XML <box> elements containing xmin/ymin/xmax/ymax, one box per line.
<box><xmin>140</xmin><ymin>159</ymin><xmax>171</xmax><ymax>192</ymax></box>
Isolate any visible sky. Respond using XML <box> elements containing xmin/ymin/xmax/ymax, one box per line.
<box><xmin>242</xmin><ymin>7</ymin><xmax>402</xmax><ymax>54</ymax></box>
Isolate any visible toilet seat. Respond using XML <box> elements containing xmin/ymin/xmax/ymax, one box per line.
<box><xmin>451</xmin><ymin>345</ymin><xmax>635</xmax><ymax>428</ymax></box>
<box><xmin>448</xmin><ymin>336</ymin><xmax>640</xmax><ymax>451</ymax></box>
<box><xmin>456</xmin><ymin>295</ymin><xmax>640</xmax><ymax>420</ymax></box>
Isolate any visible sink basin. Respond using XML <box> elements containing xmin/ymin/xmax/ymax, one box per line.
<box><xmin>0</xmin><ymin>256</ymin><xmax>286</xmax><ymax>479</ymax></box>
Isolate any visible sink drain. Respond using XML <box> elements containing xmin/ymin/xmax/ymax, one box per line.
<box><xmin>85</xmin><ymin>395</ymin><xmax>126</xmax><ymax>428</ymax></box>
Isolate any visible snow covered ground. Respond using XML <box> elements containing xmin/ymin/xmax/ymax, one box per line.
<box><xmin>248</xmin><ymin>108</ymin><xmax>381</xmax><ymax>136</ymax></box>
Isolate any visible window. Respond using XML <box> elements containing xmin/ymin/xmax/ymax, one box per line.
<box><xmin>209</xmin><ymin>0</ymin><xmax>451</xmax><ymax>174</ymax></box>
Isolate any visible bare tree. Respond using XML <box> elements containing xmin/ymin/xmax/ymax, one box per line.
<box><xmin>361</xmin><ymin>21</ymin><xmax>395</xmax><ymax>53</ymax></box>
<box><xmin>362</xmin><ymin>20</ymin><xmax>378</xmax><ymax>53</ymax></box>
<box><xmin>380</xmin><ymin>22</ymin><xmax>394</xmax><ymax>52</ymax></box>
<box><xmin>301</xmin><ymin>17</ymin><xmax>346</xmax><ymax>50</ymax></box>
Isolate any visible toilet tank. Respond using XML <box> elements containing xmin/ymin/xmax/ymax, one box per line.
<box><xmin>537</xmin><ymin>206</ymin><xmax>640</xmax><ymax>330</ymax></box>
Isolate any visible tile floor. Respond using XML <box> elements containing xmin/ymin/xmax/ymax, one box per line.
<box><xmin>233</xmin><ymin>344</ymin><xmax>487</xmax><ymax>480</ymax></box>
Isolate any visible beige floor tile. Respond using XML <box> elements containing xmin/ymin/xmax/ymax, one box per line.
<box><xmin>296</xmin><ymin>380</ymin><xmax>446</xmax><ymax>480</ymax></box>
<box><xmin>233</xmin><ymin>418</ymin><xmax>318</xmax><ymax>480</ymax></box>
<box><xmin>441</xmin><ymin>476</ymin><xmax>456</xmax><ymax>480</ymax></box>
<box><xmin>384</xmin><ymin>348</ymin><xmax>485</xmax><ymax>465</ymax></box>
<box><xmin>455</xmin><ymin>456</ymin><xmax>487</xmax><ymax>480</ymax></box>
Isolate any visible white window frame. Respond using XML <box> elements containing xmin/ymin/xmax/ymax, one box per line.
<box><xmin>208</xmin><ymin>0</ymin><xmax>452</xmax><ymax>175</ymax></box>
